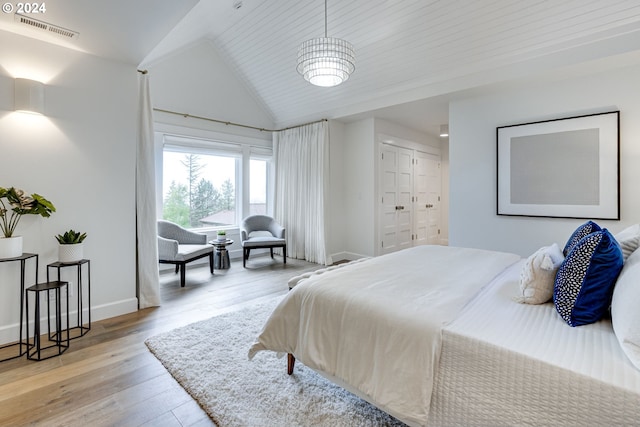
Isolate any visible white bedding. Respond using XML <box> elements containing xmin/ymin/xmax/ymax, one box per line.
<box><xmin>249</xmin><ymin>245</ymin><xmax>520</xmax><ymax>426</ymax></box>
<box><xmin>429</xmin><ymin>260</ymin><xmax>640</xmax><ymax>426</ymax></box>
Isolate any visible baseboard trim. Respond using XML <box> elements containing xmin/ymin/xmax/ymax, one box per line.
<box><xmin>93</xmin><ymin>297</ymin><xmax>139</xmax><ymax>321</ymax></box>
<box><xmin>0</xmin><ymin>297</ymin><xmax>138</xmax><ymax>346</ymax></box>
<box><xmin>330</xmin><ymin>251</ymin><xmax>370</xmax><ymax>263</ymax></box>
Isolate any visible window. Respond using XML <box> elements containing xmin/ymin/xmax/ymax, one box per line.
<box><xmin>158</xmin><ymin>133</ymin><xmax>272</xmax><ymax>231</ymax></box>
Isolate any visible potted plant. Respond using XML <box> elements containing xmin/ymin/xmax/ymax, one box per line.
<box><xmin>217</xmin><ymin>230</ymin><xmax>227</xmax><ymax>241</ymax></box>
<box><xmin>55</xmin><ymin>229</ymin><xmax>87</xmax><ymax>263</ymax></box>
<box><xmin>0</xmin><ymin>187</ymin><xmax>55</xmax><ymax>258</ymax></box>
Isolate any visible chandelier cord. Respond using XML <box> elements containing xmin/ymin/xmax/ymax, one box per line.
<box><xmin>324</xmin><ymin>0</ymin><xmax>328</xmax><ymax>37</ymax></box>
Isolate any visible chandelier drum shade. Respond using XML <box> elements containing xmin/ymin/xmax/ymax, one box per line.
<box><xmin>297</xmin><ymin>1</ymin><xmax>355</xmax><ymax>87</ymax></box>
<box><xmin>297</xmin><ymin>37</ymin><xmax>355</xmax><ymax>87</ymax></box>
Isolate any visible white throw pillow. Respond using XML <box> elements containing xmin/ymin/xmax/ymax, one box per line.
<box><xmin>615</xmin><ymin>224</ymin><xmax>640</xmax><ymax>262</ymax></box>
<box><xmin>611</xmin><ymin>248</ymin><xmax>640</xmax><ymax>370</ymax></box>
<box><xmin>516</xmin><ymin>243</ymin><xmax>564</xmax><ymax>304</ymax></box>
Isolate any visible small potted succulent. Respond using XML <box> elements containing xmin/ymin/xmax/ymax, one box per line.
<box><xmin>55</xmin><ymin>229</ymin><xmax>87</xmax><ymax>263</ymax></box>
<box><xmin>217</xmin><ymin>230</ymin><xmax>227</xmax><ymax>241</ymax></box>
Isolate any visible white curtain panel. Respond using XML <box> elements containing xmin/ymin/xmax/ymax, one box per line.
<box><xmin>274</xmin><ymin>121</ymin><xmax>332</xmax><ymax>265</ymax></box>
<box><xmin>136</xmin><ymin>73</ymin><xmax>161</xmax><ymax>308</ymax></box>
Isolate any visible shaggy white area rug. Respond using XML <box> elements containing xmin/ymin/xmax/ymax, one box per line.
<box><xmin>145</xmin><ymin>296</ymin><xmax>407</xmax><ymax>427</ymax></box>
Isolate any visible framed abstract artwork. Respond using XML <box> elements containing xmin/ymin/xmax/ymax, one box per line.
<box><xmin>497</xmin><ymin>111</ymin><xmax>619</xmax><ymax>219</ymax></box>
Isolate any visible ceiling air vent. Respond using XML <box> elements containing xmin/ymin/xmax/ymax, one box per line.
<box><xmin>14</xmin><ymin>13</ymin><xmax>79</xmax><ymax>40</ymax></box>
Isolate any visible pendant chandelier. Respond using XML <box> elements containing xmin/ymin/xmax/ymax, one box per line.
<box><xmin>296</xmin><ymin>0</ymin><xmax>355</xmax><ymax>87</ymax></box>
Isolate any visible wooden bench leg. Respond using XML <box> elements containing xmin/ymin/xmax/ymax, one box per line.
<box><xmin>287</xmin><ymin>353</ymin><xmax>295</xmax><ymax>375</ymax></box>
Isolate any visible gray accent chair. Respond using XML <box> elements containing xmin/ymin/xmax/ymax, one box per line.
<box><xmin>240</xmin><ymin>215</ymin><xmax>287</xmax><ymax>268</ymax></box>
<box><xmin>157</xmin><ymin>220</ymin><xmax>214</xmax><ymax>287</ymax></box>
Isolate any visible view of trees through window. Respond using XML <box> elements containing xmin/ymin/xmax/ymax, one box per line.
<box><xmin>163</xmin><ymin>152</ymin><xmax>236</xmax><ymax>229</ymax></box>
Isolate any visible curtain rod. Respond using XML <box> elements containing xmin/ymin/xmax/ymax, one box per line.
<box><xmin>152</xmin><ymin>107</ymin><xmax>327</xmax><ymax>133</ymax></box>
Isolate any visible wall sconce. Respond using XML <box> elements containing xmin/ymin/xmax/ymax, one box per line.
<box><xmin>439</xmin><ymin>124</ymin><xmax>449</xmax><ymax>138</ymax></box>
<box><xmin>14</xmin><ymin>78</ymin><xmax>44</xmax><ymax>114</ymax></box>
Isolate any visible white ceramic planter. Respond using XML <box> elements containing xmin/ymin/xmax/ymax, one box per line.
<box><xmin>0</xmin><ymin>236</ymin><xmax>23</xmax><ymax>259</ymax></box>
<box><xmin>58</xmin><ymin>243</ymin><xmax>84</xmax><ymax>263</ymax></box>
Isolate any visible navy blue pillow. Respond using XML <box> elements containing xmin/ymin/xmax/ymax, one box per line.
<box><xmin>563</xmin><ymin>220</ymin><xmax>601</xmax><ymax>256</ymax></box>
<box><xmin>554</xmin><ymin>229</ymin><xmax>623</xmax><ymax>327</ymax></box>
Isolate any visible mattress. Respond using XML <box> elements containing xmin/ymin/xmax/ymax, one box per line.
<box><xmin>429</xmin><ymin>260</ymin><xmax>640</xmax><ymax>426</ymax></box>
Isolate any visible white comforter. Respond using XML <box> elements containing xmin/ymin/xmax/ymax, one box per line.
<box><xmin>248</xmin><ymin>245</ymin><xmax>520</xmax><ymax>426</ymax></box>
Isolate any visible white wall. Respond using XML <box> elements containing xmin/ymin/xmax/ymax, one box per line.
<box><xmin>148</xmin><ymin>40</ymin><xmax>275</xmax><ymax>133</ymax></box>
<box><xmin>327</xmin><ymin>120</ymin><xmax>346</xmax><ymax>261</ymax></box>
<box><xmin>449</xmin><ymin>62</ymin><xmax>640</xmax><ymax>257</ymax></box>
<box><xmin>342</xmin><ymin>118</ymin><xmax>376</xmax><ymax>258</ymax></box>
<box><xmin>0</xmin><ymin>31</ymin><xmax>138</xmax><ymax>344</ymax></box>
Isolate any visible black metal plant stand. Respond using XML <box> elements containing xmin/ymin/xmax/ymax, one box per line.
<box><xmin>25</xmin><ymin>280</ymin><xmax>70</xmax><ymax>361</ymax></box>
<box><xmin>47</xmin><ymin>259</ymin><xmax>91</xmax><ymax>339</ymax></box>
<box><xmin>0</xmin><ymin>253</ymin><xmax>38</xmax><ymax>362</ymax></box>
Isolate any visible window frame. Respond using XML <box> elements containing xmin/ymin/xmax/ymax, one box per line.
<box><xmin>154</xmin><ymin>124</ymin><xmax>273</xmax><ymax>233</ymax></box>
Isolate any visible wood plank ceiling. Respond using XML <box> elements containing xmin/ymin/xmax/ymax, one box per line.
<box><xmin>202</xmin><ymin>0</ymin><xmax>640</xmax><ymax>127</ymax></box>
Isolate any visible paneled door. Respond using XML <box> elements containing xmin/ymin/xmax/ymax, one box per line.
<box><xmin>424</xmin><ymin>153</ymin><xmax>442</xmax><ymax>244</ymax></box>
<box><xmin>413</xmin><ymin>150</ymin><xmax>429</xmax><ymax>245</ymax></box>
<box><xmin>396</xmin><ymin>148</ymin><xmax>414</xmax><ymax>251</ymax></box>
<box><xmin>379</xmin><ymin>144</ymin><xmax>413</xmax><ymax>255</ymax></box>
<box><xmin>414</xmin><ymin>151</ymin><xmax>441</xmax><ymax>246</ymax></box>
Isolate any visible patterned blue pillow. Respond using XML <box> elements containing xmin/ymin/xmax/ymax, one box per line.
<box><xmin>563</xmin><ymin>220</ymin><xmax>601</xmax><ymax>256</ymax></box>
<box><xmin>554</xmin><ymin>229</ymin><xmax>623</xmax><ymax>327</ymax></box>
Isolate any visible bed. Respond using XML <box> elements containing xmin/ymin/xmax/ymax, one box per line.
<box><xmin>248</xmin><ymin>230</ymin><xmax>640</xmax><ymax>426</ymax></box>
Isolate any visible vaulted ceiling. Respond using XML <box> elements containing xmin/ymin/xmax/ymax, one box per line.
<box><xmin>3</xmin><ymin>0</ymin><xmax>640</xmax><ymax>134</ymax></box>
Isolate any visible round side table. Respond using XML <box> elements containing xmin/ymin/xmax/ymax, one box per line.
<box><xmin>209</xmin><ymin>239</ymin><xmax>234</xmax><ymax>269</ymax></box>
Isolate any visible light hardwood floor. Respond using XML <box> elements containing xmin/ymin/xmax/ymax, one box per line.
<box><xmin>0</xmin><ymin>255</ymin><xmax>320</xmax><ymax>427</ymax></box>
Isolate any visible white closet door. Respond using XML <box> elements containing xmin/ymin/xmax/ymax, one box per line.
<box><xmin>424</xmin><ymin>154</ymin><xmax>442</xmax><ymax>245</ymax></box>
<box><xmin>379</xmin><ymin>144</ymin><xmax>413</xmax><ymax>254</ymax></box>
<box><xmin>413</xmin><ymin>151</ymin><xmax>429</xmax><ymax>245</ymax></box>
<box><xmin>396</xmin><ymin>147</ymin><xmax>414</xmax><ymax>251</ymax></box>
<box><xmin>380</xmin><ymin>145</ymin><xmax>399</xmax><ymax>254</ymax></box>
<box><xmin>414</xmin><ymin>151</ymin><xmax>442</xmax><ymax>246</ymax></box>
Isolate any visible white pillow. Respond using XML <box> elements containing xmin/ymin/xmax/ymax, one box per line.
<box><xmin>515</xmin><ymin>243</ymin><xmax>564</xmax><ymax>304</ymax></box>
<box><xmin>615</xmin><ymin>224</ymin><xmax>640</xmax><ymax>261</ymax></box>
<box><xmin>611</xmin><ymin>248</ymin><xmax>640</xmax><ymax>370</ymax></box>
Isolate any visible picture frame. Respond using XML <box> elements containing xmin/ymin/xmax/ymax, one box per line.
<box><xmin>497</xmin><ymin>111</ymin><xmax>619</xmax><ymax>219</ymax></box>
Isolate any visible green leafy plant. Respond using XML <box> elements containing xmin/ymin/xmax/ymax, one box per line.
<box><xmin>217</xmin><ymin>230</ymin><xmax>226</xmax><ymax>236</ymax></box>
<box><xmin>55</xmin><ymin>229</ymin><xmax>87</xmax><ymax>245</ymax></box>
<box><xmin>0</xmin><ymin>187</ymin><xmax>56</xmax><ymax>238</ymax></box>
